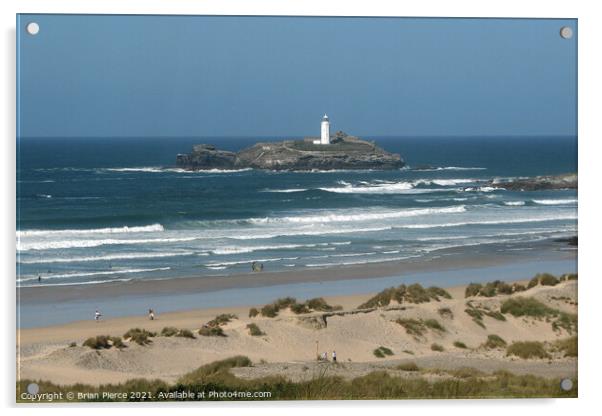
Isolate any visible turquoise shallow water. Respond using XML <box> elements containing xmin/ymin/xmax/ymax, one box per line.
<box><xmin>16</xmin><ymin>136</ymin><xmax>577</xmax><ymax>288</ymax></box>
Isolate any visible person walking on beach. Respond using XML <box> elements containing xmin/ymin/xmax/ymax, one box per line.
<box><xmin>148</xmin><ymin>308</ymin><xmax>155</xmax><ymax>320</ymax></box>
<box><xmin>94</xmin><ymin>309</ymin><xmax>102</xmax><ymax>322</ymax></box>
<box><xmin>332</xmin><ymin>350</ymin><xmax>337</xmax><ymax>363</ymax></box>
<box><xmin>37</xmin><ymin>274</ymin><xmax>41</xmax><ymax>283</ymax></box>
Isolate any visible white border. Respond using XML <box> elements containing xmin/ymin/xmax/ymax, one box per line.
<box><xmin>2</xmin><ymin>1</ymin><xmax>600</xmax><ymax>415</ymax></box>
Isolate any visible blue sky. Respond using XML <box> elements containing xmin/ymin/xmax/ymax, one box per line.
<box><xmin>17</xmin><ymin>15</ymin><xmax>577</xmax><ymax>138</ymax></box>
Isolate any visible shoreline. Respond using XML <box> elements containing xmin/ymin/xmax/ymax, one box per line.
<box><xmin>18</xmin><ymin>239</ymin><xmax>574</xmax><ymax>304</ymax></box>
<box><xmin>17</xmin><ymin>240</ymin><xmax>576</xmax><ymax>329</ymax></box>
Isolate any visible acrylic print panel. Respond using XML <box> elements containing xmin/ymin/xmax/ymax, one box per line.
<box><xmin>16</xmin><ymin>14</ymin><xmax>577</xmax><ymax>402</ymax></box>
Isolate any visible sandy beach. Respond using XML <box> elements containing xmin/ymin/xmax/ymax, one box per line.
<box><xmin>18</xmin><ymin>273</ymin><xmax>578</xmax><ymax>387</ymax></box>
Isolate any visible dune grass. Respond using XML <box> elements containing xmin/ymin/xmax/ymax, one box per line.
<box><xmin>396</xmin><ymin>361</ymin><xmax>420</xmax><ymax>371</ymax></box>
<box><xmin>464</xmin><ymin>302</ymin><xmax>505</xmax><ymax>329</ymax></box>
<box><xmin>430</xmin><ymin>343</ymin><xmax>444</xmax><ymax>352</ymax></box>
<box><xmin>465</xmin><ymin>280</ymin><xmax>524</xmax><ymax>298</ymax></box>
<box><xmin>453</xmin><ymin>341</ymin><xmax>468</xmax><ymax>349</ymax></box>
<box><xmin>554</xmin><ymin>336</ymin><xmax>578</xmax><ymax>357</ymax></box>
<box><xmin>482</xmin><ymin>334</ymin><xmax>507</xmax><ymax>349</ymax></box>
<box><xmin>246</xmin><ymin>323</ymin><xmax>266</xmax><ymax>336</ymax></box>
<box><xmin>506</xmin><ymin>341</ymin><xmax>550</xmax><ymax>359</ymax></box>
<box><xmin>500</xmin><ymin>297</ymin><xmax>556</xmax><ymax>318</ymax></box>
<box><xmin>258</xmin><ymin>297</ymin><xmax>342</xmax><ymax>317</ymax></box>
<box><xmin>16</xmin><ymin>355</ymin><xmax>577</xmax><ymax>401</ymax></box>
<box><xmin>359</xmin><ymin>283</ymin><xmax>451</xmax><ymax>309</ymax></box>
<box><xmin>424</xmin><ymin>319</ymin><xmax>446</xmax><ymax>332</ymax></box>
<box><xmin>437</xmin><ymin>307</ymin><xmax>453</xmax><ymax>319</ymax></box>
<box><xmin>395</xmin><ymin>318</ymin><xmax>426</xmax><ymax>337</ymax></box>
<box><xmin>373</xmin><ymin>346</ymin><xmax>394</xmax><ymax>358</ymax></box>
<box><xmin>199</xmin><ymin>326</ymin><xmax>226</xmax><ymax>337</ymax></box>
<box><xmin>123</xmin><ymin>328</ymin><xmax>155</xmax><ymax>346</ymax></box>
<box><xmin>82</xmin><ymin>335</ymin><xmax>125</xmax><ymax>350</ymax></box>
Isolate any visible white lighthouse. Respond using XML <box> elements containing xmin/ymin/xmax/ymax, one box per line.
<box><xmin>320</xmin><ymin>114</ymin><xmax>330</xmax><ymax>144</ymax></box>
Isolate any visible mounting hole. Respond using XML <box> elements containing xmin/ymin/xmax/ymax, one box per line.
<box><xmin>26</xmin><ymin>22</ymin><xmax>40</xmax><ymax>35</ymax></box>
<box><xmin>560</xmin><ymin>378</ymin><xmax>573</xmax><ymax>391</ymax></box>
<box><xmin>560</xmin><ymin>26</ymin><xmax>573</xmax><ymax>39</ymax></box>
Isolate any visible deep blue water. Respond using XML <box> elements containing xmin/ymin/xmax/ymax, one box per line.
<box><xmin>16</xmin><ymin>136</ymin><xmax>577</xmax><ymax>287</ymax></box>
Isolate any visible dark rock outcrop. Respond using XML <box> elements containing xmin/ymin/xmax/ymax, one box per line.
<box><xmin>176</xmin><ymin>144</ymin><xmax>236</xmax><ymax>170</ymax></box>
<box><xmin>176</xmin><ymin>134</ymin><xmax>404</xmax><ymax>171</ymax></box>
<box><xmin>490</xmin><ymin>173</ymin><xmax>577</xmax><ymax>191</ymax></box>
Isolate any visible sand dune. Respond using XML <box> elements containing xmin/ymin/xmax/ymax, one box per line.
<box><xmin>17</xmin><ymin>279</ymin><xmax>577</xmax><ymax>386</ymax></box>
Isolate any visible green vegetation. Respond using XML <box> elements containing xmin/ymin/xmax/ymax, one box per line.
<box><xmin>552</xmin><ymin>312</ymin><xmax>578</xmax><ymax>335</ymax></box>
<box><xmin>359</xmin><ymin>283</ymin><xmax>451</xmax><ymax>309</ymax></box>
<box><xmin>437</xmin><ymin>307</ymin><xmax>453</xmax><ymax>319</ymax></box>
<box><xmin>260</xmin><ymin>303</ymin><xmax>279</xmax><ymax>318</ymax></box>
<box><xmin>123</xmin><ymin>328</ymin><xmax>155</xmax><ymax>346</ymax></box>
<box><xmin>207</xmin><ymin>314</ymin><xmax>237</xmax><ymax>327</ymax></box>
<box><xmin>198</xmin><ymin>326</ymin><xmax>226</xmax><ymax>337</ymax></box>
<box><xmin>453</xmin><ymin>341</ymin><xmax>468</xmax><ymax>349</ymax></box>
<box><xmin>248</xmin><ymin>307</ymin><xmax>259</xmax><ymax>318</ymax></box>
<box><xmin>500</xmin><ymin>297</ymin><xmax>577</xmax><ymax>334</ymax></box>
<box><xmin>68</xmin><ymin>342</ymin><xmax>77</xmax><ymax>348</ymax></box>
<box><xmin>528</xmin><ymin>273</ymin><xmax>561</xmax><ymax>288</ymax></box>
<box><xmin>500</xmin><ymin>297</ymin><xmax>556</xmax><ymax>318</ymax></box>
<box><xmin>246</xmin><ymin>323</ymin><xmax>266</xmax><ymax>336</ymax></box>
<box><xmin>306</xmin><ymin>297</ymin><xmax>343</xmax><ymax>312</ymax></box>
<box><xmin>506</xmin><ymin>341</ymin><xmax>550</xmax><ymax>359</ymax></box>
<box><xmin>373</xmin><ymin>346</ymin><xmax>394</xmax><ymax>358</ymax></box>
<box><xmin>16</xmin><ymin>355</ymin><xmax>577</xmax><ymax>401</ymax></box>
<box><xmin>82</xmin><ymin>335</ymin><xmax>125</xmax><ymax>350</ymax></box>
<box><xmin>482</xmin><ymin>334</ymin><xmax>507</xmax><ymax>349</ymax></box>
<box><xmin>464</xmin><ymin>302</ymin><xmax>506</xmax><ymax>329</ymax></box>
<box><xmin>424</xmin><ymin>319</ymin><xmax>446</xmax><ymax>332</ymax></box>
<box><xmin>161</xmin><ymin>327</ymin><xmax>178</xmax><ymax>337</ymax></box>
<box><xmin>396</xmin><ymin>361</ymin><xmax>420</xmax><ymax>371</ymax></box>
<box><xmin>258</xmin><ymin>297</ymin><xmax>342</xmax><ymax>317</ymax></box>
<box><xmin>395</xmin><ymin>318</ymin><xmax>426</xmax><ymax>337</ymax></box>
<box><xmin>561</xmin><ymin>273</ymin><xmax>578</xmax><ymax>281</ymax></box>
<box><xmin>430</xmin><ymin>343</ymin><xmax>444</xmax><ymax>352</ymax></box>
<box><xmin>177</xmin><ymin>329</ymin><xmax>196</xmax><ymax>339</ymax></box>
<box><xmin>159</xmin><ymin>327</ymin><xmax>196</xmax><ymax>339</ymax></box>
<box><xmin>465</xmin><ymin>280</ymin><xmax>523</xmax><ymax>298</ymax></box>
<box><xmin>554</xmin><ymin>336</ymin><xmax>577</xmax><ymax>357</ymax></box>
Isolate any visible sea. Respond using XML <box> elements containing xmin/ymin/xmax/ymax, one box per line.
<box><xmin>16</xmin><ymin>136</ymin><xmax>578</xmax><ymax>288</ymax></box>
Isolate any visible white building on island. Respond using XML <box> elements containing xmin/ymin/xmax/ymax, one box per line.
<box><xmin>313</xmin><ymin>114</ymin><xmax>331</xmax><ymax>145</ymax></box>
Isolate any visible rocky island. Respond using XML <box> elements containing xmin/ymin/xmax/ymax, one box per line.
<box><xmin>176</xmin><ymin>131</ymin><xmax>404</xmax><ymax>171</ymax></box>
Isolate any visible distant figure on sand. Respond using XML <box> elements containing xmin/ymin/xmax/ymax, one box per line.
<box><xmin>321</xmin><ymin>352</ymin><xmax>328</xmax><ymax>361</ymax></box>
<box><xmin>37</xmin><ymin>275</ymin><xmax>41</xmax><ymax>283</ymax></box>
<box><xmin>332</xmin><ymin>350</ymin><xmax>337</xmax><ymax>362</ymax></box>
<box><xmin>251</xmin><ymin>262</ymin><xmax>264</xmax><ymax>272</ymax></box>
<box><xmin>148</xmin><ymin>308</ymin><xmax>155</xmax><ymax>320</ymax></box>
<box><xmin>94</xmin><ymin>310</ymin><xmax>102</xmax><ymax>322</ymax></box>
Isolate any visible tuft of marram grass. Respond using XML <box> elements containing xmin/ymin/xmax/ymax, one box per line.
<box><xmin>430</xmin><ymin>343</ymin><xmax>444</xmax><ymax>352</ymax></box>
<box><xmin>500</xmin><ymin>297</ymin><xmax>556</xmax><ymax>318</ymax></box>
<box><xmin>198</xmin><ymin>326</ymin><xmax>226</xmax><ymax>337</ymax></box>
<box><xmin>83</xmin><ymin>335</ymin><xmax>125</xmax><ymax>350</ymax></box>
<box><xmin>248</xmin><ymin>307</ymin><xmax>259</xmax><ymax>318</ymax></box>
<box><xmin>506</xmin><ymin>341</ymin><xmax>550</xmax><ymax>359</ymax></box>
<box><xmin>453</xmin><ymin>341</ymin><xmax>468</xmax><ymax>349</ymax></box>
<box><xmin>396</xmin><ymin>361</ymin><xmax>420</xmax><ymax>371</ymax></box>
<box><xmin>554</xmin><ymin>336</ymin><xmax>577</xmax><ymax>357</ymax></box>
<box><xmin>424</xmin><ymin>319</ymin><xmax>445</xmax><ymax>332</ymax></box>
<box><xmin>396</xmin><ymin>318</ymin><xmax>426</xmax><ymax>337</ymax></box>
<box><xmin>246</xmin><ymin>323</ymin><xmax>266</xmax><ymax>336</ymax></box>
<box><xmin>123</xmin><ymin>328</ymin><xmax>155</xmax><ymax>345</ymax></box>
<box><xmin>161</xmin><ymin>327</ymin><xmax>179</xmax><ymax>337</ymax></box>
<box><xmin>482</xmin><ymin>334</ymin><xmax>507</xmax><ymax>349</ymax></box>
<box><xmin>373</xmin><ymin>346</ymin><xmax>394</xmax><ymax>358</ymax></box>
